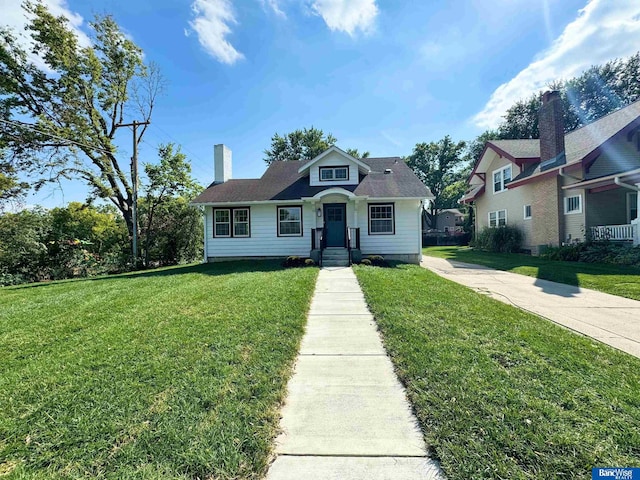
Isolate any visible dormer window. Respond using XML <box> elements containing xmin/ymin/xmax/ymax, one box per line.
<box><xmin>320</xmin><ymin>166</ymin><xmax>349</xmax><ymax>181</ymax></box>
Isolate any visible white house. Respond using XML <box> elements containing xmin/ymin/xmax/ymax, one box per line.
<box><xmin>191</xmin><ymin>145</ymin><xmax>434</xmax><ymax>266</ymax></box>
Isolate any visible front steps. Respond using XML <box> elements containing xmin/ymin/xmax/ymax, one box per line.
<box><xmin>322</xmin><ymin>248</ymin><xmax>349</xmax><ymax>267</ymax></box>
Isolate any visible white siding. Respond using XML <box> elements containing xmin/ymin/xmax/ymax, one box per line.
<box><xmin>357</xmin><ymin>200</ymin><xmax>421</xmax><ymax>255</ymax></box>
<box><xmin>204</xmin><ymin>197</ymin><xmax>423</xmax><ymax>259</ymax></box>
<box><xmin>309</xmin><ymin>151</ymin><xmax>360</xmax><ymax>187</ymax></box>
<box><xmin>205</xmin><ymin>204</ymin><xmax>314</xmax><ymax>258</ymax></box>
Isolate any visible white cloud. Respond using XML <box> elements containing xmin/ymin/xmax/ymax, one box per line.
<box><xmin>260</xmin><ymin>0</ymin><xmax>286</xmax><ymax>18</ymax></box>
<box><xmin>188</xmin><ymin>0</ymin><xmax>244</xmax><ymax>65</ymax></box>
<box><xmin>473</xmin><ymin>0</ymin><xmax>640</xmax><ymax>129</ymax></box>
<box><xmin>310</xmin><ymin>0</ymin><xmax>378</xmax><ymax>36</ymax></box>
<box><xmin>0</xmin><ymin>0</ymin><xmax>90</xmax><ymax>69</ymax></box>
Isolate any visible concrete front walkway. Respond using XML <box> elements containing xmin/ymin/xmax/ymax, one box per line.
<box><xmin>423</xmin><ymin>256</ymin><xmax>640</xmax><ymax>359</ymax></box>
<box><xmin>266</xmin><ymin>267</ymin><xmax>444</xmax><ymax>480</ymax></box>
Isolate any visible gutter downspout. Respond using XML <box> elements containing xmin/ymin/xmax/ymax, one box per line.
<box><xmin>558</xmin><ymin>167</ymin><xmax>581</xmax><ymax>182</ymax></box>
<box><xmin>202</xmin><ymin>206</ymin><xmax>208</xmax><ymax>263</ymax></box>
<box><xmin>614</xmin><ymin>177</ymin><xmax>640</xmax><ymax>192</ymax></box>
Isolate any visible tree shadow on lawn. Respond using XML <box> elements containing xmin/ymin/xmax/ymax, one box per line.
<box><xmin>7</xmin><ymin>259</ymin><xmax>300</xmax><ymax>290</ymax></box>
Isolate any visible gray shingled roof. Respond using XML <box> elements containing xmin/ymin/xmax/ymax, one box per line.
<box><xmin>192</xmin><ymin>157</ymin><xmax>432</xmax><ymax>204</ymax></box>
<box><xmin>489</xmin><ymin>139</ymin><xmax>540</xmax><ymax>159</ymax></box>
<box><xmin>485</xmin><ymin>99</ymin><xmax>640</xmax><ymax>183</ymax></box>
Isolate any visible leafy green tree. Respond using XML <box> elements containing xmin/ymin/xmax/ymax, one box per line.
<box><xmin>0</xmin><ymin>160</ymin><xmax>28</xmax><ymax>210</ymax></box>
<box><xmin>263</xmin><ymin>127</ymin><xmax>369</xmax><ymax>164</ymax></box>
<box><xmin>264</xmin><ymin>127</ymin><xmax>337</xmax><ymax>164</ymax></box>
<box><xmin>0</xmin><ymin>2</ymin><xmax>162</xmax><ymax>241</ymax></box>
<box><xmin>140</xmin><ymin>196</ymin><xmax>203</xmax><ymax>266</ymax></box>
<box><xmin>139</xmin><ymin>143</ymin><xmax>202</xmax><ymax>267</ymax></box>
<box><xmin>345</xmin><ymin>148</ymin><xmax>370</xmax><ymax>159</ymax></box>
<box><xmin>0</xmin><ymin>208</ymin><xmax>52</xmax><ymax>284</ymax></box>
<box><xmin>49</xmin><ymin>201</ymin><xmax>127</xmax><ymax>260</ymax></box>
<box><xmin>406</xmin><ymin>136</ymin><xmax>467</xmax><ymax>228</ymax></box>
<box><xmin>497</xmin><ymin>52</ymin><xmax>640</xmax><ymax>140</ymax></box>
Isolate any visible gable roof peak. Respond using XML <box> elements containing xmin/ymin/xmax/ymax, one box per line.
<box><xmin>297</xmin><ymin>145</ymin><xmax>372</xmax><ymax>174</ymax></box>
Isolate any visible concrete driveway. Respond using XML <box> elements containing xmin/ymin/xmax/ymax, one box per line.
<box><xmin>423</xmin><ymin>256</ymin><xmax>640</xmax><ymax>359</ymax></box>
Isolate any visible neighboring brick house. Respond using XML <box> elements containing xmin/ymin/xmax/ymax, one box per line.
<box><xmin>462</xmin><ymin>91</ymin><xmax>640</xmax><ymax>253</ymax></box>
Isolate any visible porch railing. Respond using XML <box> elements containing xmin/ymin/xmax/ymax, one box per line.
<box><xmin>347</xmin><ymin>227</ymin><xmax>360</xmax><ymax>266</ymax></box>
<box><xmin>311</xmin><ymin>228</ymin><xmax>325</xmax><ymax>266</ymax></box>
<box><xmin>590</xmin><ymin>224</ymin><xmax>636</xmax><ymax>241</ymax></box>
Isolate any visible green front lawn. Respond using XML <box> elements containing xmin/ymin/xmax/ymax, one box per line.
<box><xmin>354</xmin><ymin>263</ymin><xmax>640</xmax><ymax>480</ymax></box>
<box><xmin>0</xmin><ymin>261</ymin><xmax>318</xmax><ymax>479</ymax></box>
<box><xmin>425</xmin><ymin>246</ymin><xmax>640</xmax><ymax>300</ymax></box>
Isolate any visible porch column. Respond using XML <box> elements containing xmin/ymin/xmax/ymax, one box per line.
<box><xmin>354</xmin><ymin>199</ymin><xmax>359</xmax><ymax>229</ymax></box>
<box><xmin>635</xmin><ymin>184</ymin><xmax>640</xmax><ymax>246</ymax></box>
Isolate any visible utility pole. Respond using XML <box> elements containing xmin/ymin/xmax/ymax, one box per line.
<box><xmin>115</xmin><ymin>120</ymin><xmax>150</xmax><ymax>267</ymax></box>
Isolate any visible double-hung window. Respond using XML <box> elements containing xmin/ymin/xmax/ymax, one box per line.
<box><xmin>214</xmin><ymin>209</ymin><xmax>231</xmax><ymax>237</ymax></box>
<box><xmin>493</xmin><ymin>165</ymin><xmax>511</xmax><ymax>193</ymax></box>
<box><xmin>213</xmin><ymin>208</ymin><xmax>250</xmax><ymax>237</ymax></box>
<box><xmin>278</xmin><ymin>206</ymin><xmax>302</xmax><ymax>236</ymax></box>
<box><xmin>488</xmin><ymin>210</ymin><xmax>507</xmax><ymax>227</ymax></box>
<box><xmin>369</xmin><ymin>204</ymin><xmax>395</xmax><ymax>234</ymax></box>
<box><xmin>564</xmin><ymin>195</ymin><xmax>582</xmax><ymax>215</ymax></box>
<box><xmin>524</xmin><ymin>205</ymin><xmax>532</xmax><ymax>219</ymax></box>
<box><xmin>320</xmin><ymin>166</ymin><xmax>349</xmax><ymax>181</ymax></box>
<box><xmin>233</xmin><ymin>209</ymin><xmax>250</xmax><ymax>237</ymax></box>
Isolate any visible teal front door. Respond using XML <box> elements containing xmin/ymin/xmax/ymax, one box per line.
<box><xmin>324</xmin><ymin>203</ymin><xmax>346</xmax><ymax>247</ymax></box>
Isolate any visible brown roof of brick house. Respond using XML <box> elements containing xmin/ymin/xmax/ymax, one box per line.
<box><xmin>482</xmin><ymin>99</ymin><xmax>640</xmax><ymax>185</ymax></box>
<box><xmin>192</xmin><ymin>157</ymin><xmax>432</xmax><ymax>204</ymax></box>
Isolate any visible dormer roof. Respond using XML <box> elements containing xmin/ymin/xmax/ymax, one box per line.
<box><xmin>297</xmin><ymin>145</ymin><xmax>372</xmax><ymax>174</ymax></box>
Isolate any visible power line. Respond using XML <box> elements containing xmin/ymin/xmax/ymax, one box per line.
<box><xmin>146</xmin><ymin>123</ymin><xmax>213</xmax><ymax>180</ymax></box>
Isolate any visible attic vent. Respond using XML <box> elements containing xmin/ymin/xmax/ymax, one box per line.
<box><xmin>384</xmin><ymin>168</ymin><xmax>393</xmax><ymax>174</ymax></box>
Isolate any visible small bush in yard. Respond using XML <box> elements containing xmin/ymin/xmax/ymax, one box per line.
<box><xmin>542</xmin><ymin>242</ymin><xmax>640</xmax><ymax>266</ymax></box>
<box><xmin>368</xmin><ymin>255</ymin><xmax>387</xmax><ymax>266</ymax></box>
<box><xmin>472</xmin><ymin>226</ymin><xmax>523</xmax><ymax>253</ymax></box>
<box><xmin>359</xmin><ymin>256</ymin><xmax>386</xmax><ymax>267</ymax></box>
<box><xmin>283</xmin><ymin>256</ymin><xmax>315</xmax><ymax>268</ymax></box>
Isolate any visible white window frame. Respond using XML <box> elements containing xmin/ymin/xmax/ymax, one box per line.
<box><xmin>319</xmin><ymin>166</ymin><xmax>349</xmax><ymax>181</ymax></box>
<box><xmin>214</xmin><ymin>207</ymin><xmax>251</xmax><ymax>238</ymax></box>
<box><xmin>277</xmin><ymin>206</ymin><xmax>303</xmax><ymax>237</ymax></box>
<box><xmin>492</xmin><ymin>165</ymin><xmax>512</xmax><ymax>194</ymax></box>
<box><xmin>233</xmin><ymin>208</ymin><xmax>250</xmax><ymax>237</ymax></box>
<box><xmin>488</xmin><ymin>209</ymin><xmax>507</xmax><ymax>227</ymax></box>
<box><xmin>214</xmin><ymin>209</ymin><xmax>231</xmax><ymax>238</ymax></box>
<box><xmin>564</xmin><ymin>195</ymin><xmax>582</xmax><ymax>215</ymax></box>
<box><xmin>368</xmin><ymin>203</ymin><xmax>395</xmax><ymax>235</ymax></box>
<box><xmin>523</xmin><ymin>204</ymin><xmax>532</xmax><ymax>220</ymax></box>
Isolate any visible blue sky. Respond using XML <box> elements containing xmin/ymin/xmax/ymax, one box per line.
<box><xmin>3</xmin><ymin>0</ymin><xmax>640</xmax><ymax>208</ymax></box>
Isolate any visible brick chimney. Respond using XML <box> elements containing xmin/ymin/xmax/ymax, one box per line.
<box><xmin>214</xmin><ymin>144</ymin><xmax>232</xmax><ymax>183</ymax></box>
<box><xmin>539</xmin><ymin>90</ymin><xmax>566</xmax><ymax>171</ymax></box>
<box><xmin>531</xmin><ymin>91</ymin><xmax>565</xmax><ymax>253</ymax></box>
